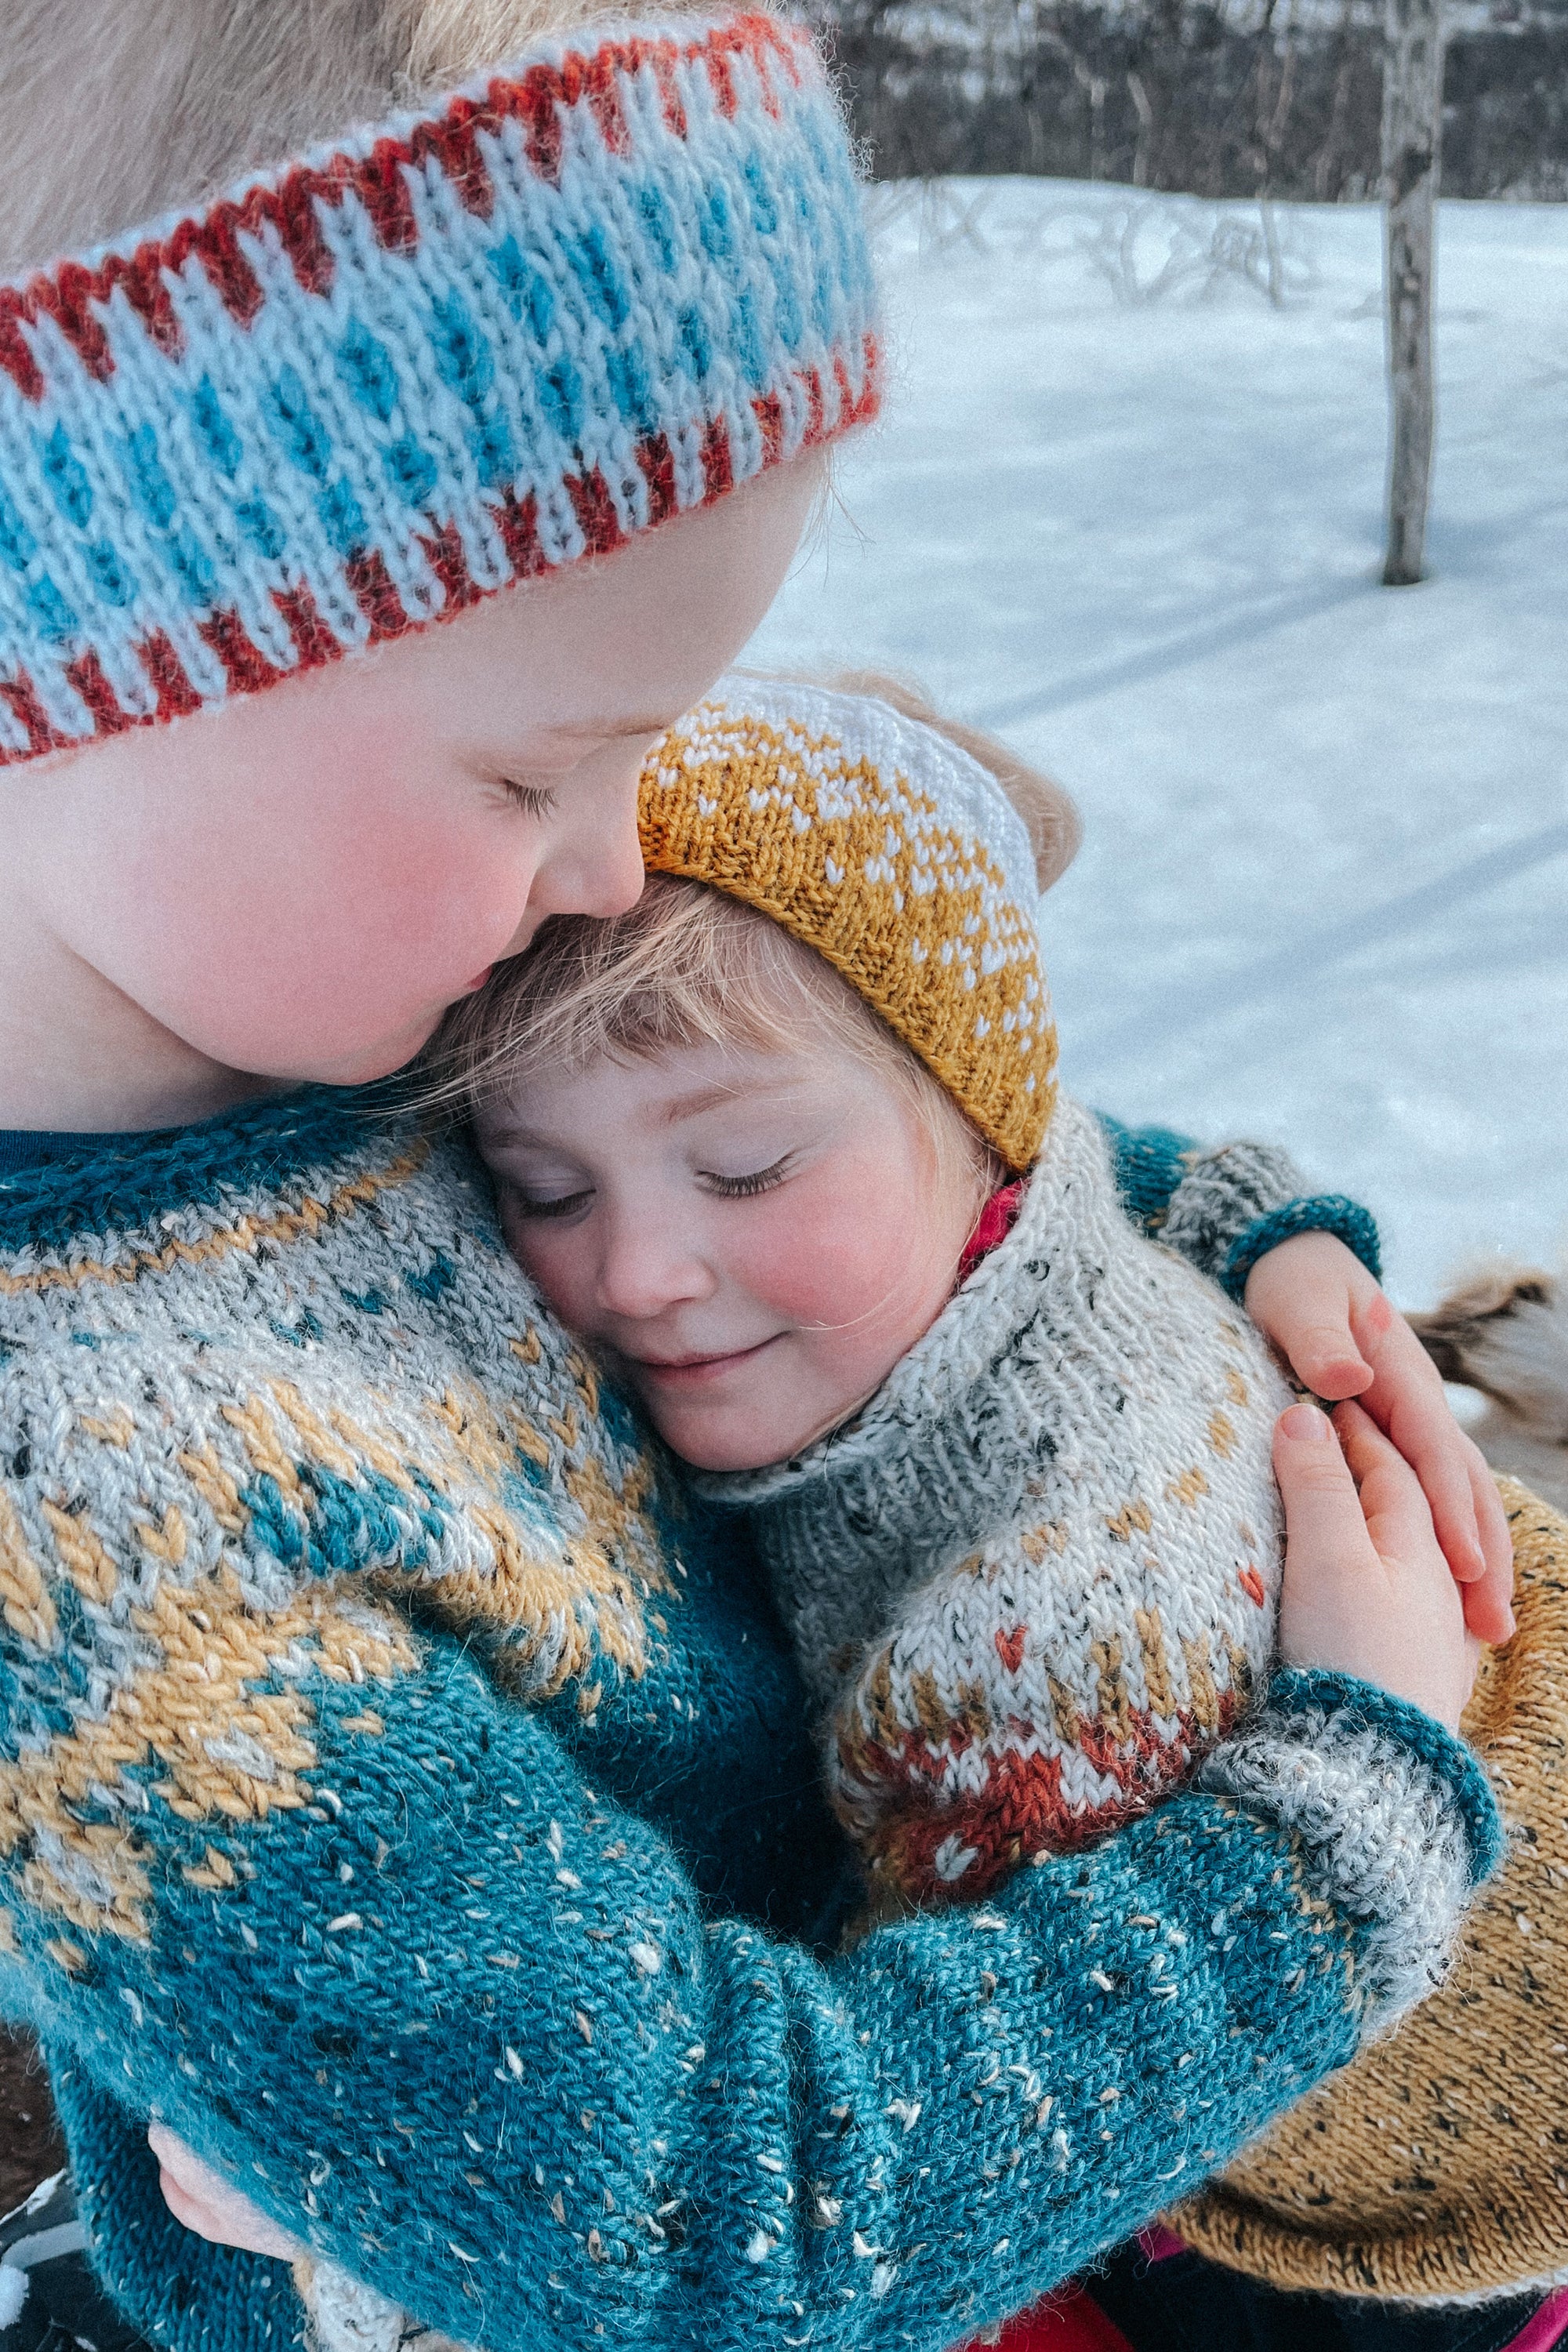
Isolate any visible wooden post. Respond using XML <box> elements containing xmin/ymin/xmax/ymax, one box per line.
<box><xmin>1381</xmin><ymin>0</ymin><xmax>1445</xmax><ymax>585</ymax></box>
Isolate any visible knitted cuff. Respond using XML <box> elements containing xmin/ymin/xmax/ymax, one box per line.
<box><xmin>1156</xmin><ymin>1139</ymin><xmax>1308</xmax><ymax>1288</ymax></box>
<box><xmin>1199</xmin><ymin>1668</ymin><xmax>1504</xmax><ymax>2034</ymax></box>
<box><xmin>1221</xmin><ymin>1196</ymin><xmax>1384</xmax><ymax>1306</ymax></box>
<box><xmin>1157</xmin><ymin>1138</ymin><xmax>1382</xmax><ymax>1304</ymax></box>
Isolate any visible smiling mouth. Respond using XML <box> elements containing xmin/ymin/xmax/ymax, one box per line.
<box><xmin>630</xmin><ymin>1337</ymin><xmax>780</xmax><ymax>1385</ymax></box>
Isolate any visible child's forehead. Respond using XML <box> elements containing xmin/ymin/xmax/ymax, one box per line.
<box><xmin>478</xmin><ymin>1036</ymin><xmax>862</xmax><ymax>1142</ymax></box>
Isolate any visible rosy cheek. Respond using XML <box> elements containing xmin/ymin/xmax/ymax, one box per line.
<box><xmin>733</xmin><ymin>1184</ymin><xmax>908</xmax><ymax>1327</ymax></box>
<box><xmin>129</xmin><ymin>774</ymin><xmax>532</xmax><ymax>1063</ymax></box>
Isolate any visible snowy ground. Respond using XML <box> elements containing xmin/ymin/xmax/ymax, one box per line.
<box><xmin>744</xmin><ymin>180</ymin><xmax>1568</xmax><ymax>1310</ymax></box>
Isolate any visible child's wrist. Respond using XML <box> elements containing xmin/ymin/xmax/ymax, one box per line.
<box><xmin>1226</xmin><ymin>1196</ymin><xmax>1383</xmax><ymax>1305</ymax></box>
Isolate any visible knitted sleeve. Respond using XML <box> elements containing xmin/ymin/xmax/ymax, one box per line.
<box><xmin>1198</xmin><ymin>1669</ymin><xmax>1501</xmax><ymax>2034</ymax></box>
<box><xmin>1096</xmin><ymin>1115</ymin><xmax>1382</xmax><ymax>1302</ymax></box>
<box><xmin>20</xmin><ymin>1662</ymin><xmax>1498</xmax><ymax>2352</ymax></box>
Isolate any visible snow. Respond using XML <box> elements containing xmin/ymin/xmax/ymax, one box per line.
<box><xmin>744</xmin><ymin>180</ymin><xmax>1568</xmax><ymax>1308</ymax></box>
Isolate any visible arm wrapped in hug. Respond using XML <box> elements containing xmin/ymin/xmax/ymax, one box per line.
<box><xmin>26</xmin><ymin>1655</ymin><xmax>1497</xmax><ymax>2352</ymax></box>
<box><xmin>1098</xmin><ymin>1114</ymin><xmax>1383</xmax><ymax>1300</ymax></box>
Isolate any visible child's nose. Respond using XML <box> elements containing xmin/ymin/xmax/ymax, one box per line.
<box><xmin>596</xmin><ymin>1217</ymin><xmax>713</xmax><ymax>1321</ymax></box>
<box><xmin>532</xmin><ymin>770</ymin><xmax>646</xmax><ymax>927</ymax></box>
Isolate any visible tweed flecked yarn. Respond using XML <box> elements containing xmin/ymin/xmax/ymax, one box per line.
<box><xmin>1175</xmin><ymin>1478</ymin><xmax>1568</xmax><ymax>2303</ymax></box>
<box><xmin>710</xmin><ymin>1097</ymin><xmax>1302</xmax><ymax>1903</ymax></box>
<box><xmin>1097</xmin><ymin>1117</ymin><xmax>1383</xmax><ymax>1307</ymax></box>
<box><xmin>0</xmin><ymin>14</ymin><xmax>877</xmax><ymax>764</ymax></box>
<box><xmin>0</xmin><ymin>1091</ymin><xmax>1502</xmax><ymax>2352</ymax></box>
<box><xmin>638</xmin><ymin>680</ymin><xmax>1056</xmax><ymax>1171</ymax></box>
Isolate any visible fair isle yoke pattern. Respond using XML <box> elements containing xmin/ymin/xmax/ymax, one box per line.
<box><xmin>640</xmin><ymin>681</ymin><xmax>1056</xmax><ymax>1171</ymax></box>
<box><xmin>711</xmin><ymin>1097</ymin><xmax>1296</xmax><ymax>1905</ymax></box>
<box><xmin>0</xmin><ymin>1098</ymin><xmax>699</xmax><ymax>1961</ymax></box>
<box><xmin>0</xmin><ymin>14</ymin><xmax>877</xmax><ymax>764</ymax></box>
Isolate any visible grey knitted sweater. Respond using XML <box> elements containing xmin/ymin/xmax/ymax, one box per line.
<box><xmin>711</xmin><ymin>1096</ymin><xmax>1301</xmax><ymax>1905</ymax></box>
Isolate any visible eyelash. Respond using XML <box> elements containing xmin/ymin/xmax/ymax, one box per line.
<box><xmin>511</xmin><ymin>1156</ymin><xmax>794</xmax><ymax>1221</ymax></box>
<box><xmin>513</xmin><ymin>1189</ymin><xmax>593</xmax><ymax>1221</ymax></box>
<box><xmin>701</xmin><ymin>1154</ymin><xmax>794</xmax><ymax>1200</ymax></box>
<box><xmin>501</xmin><ymin>779</ymin><xmax>558</xmax><ymax>820</ymax></box>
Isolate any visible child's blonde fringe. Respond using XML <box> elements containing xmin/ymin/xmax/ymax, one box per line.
<box><xmin>427</xmin><ymin>671</ymin><xmax>1075</xmax><ymax>1225</ymax></box>
<box><xmin>0</xmin><ymin>0</ymin><xmax>715</xmax><ymax>272</ymax></box>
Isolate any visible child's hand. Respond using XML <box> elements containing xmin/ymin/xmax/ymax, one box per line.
<box><xmin>147</xmin><ymin>2124</ymin><xmax>300</xmax><ymax>2259</ymax></box>
<box><xmin>1275</xmin><ymin>1400</ymin><xmax>1480</xmax><ymax>1733</ymax></box>
<box><xmin>1245</xmin><ymin>1232</ymin><xmax>1515</xmax><ymax>1644</ymax></box>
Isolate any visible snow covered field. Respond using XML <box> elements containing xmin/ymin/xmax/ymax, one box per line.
<box><xmin>744</xmin><ymin>180</ymin><xmax>1568</xmax><ymax>1308</ymax></box>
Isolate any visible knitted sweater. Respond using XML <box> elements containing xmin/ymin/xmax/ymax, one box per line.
<box><xmin>0</xmin><ymin>1091</ymin><xmax>1499</xmax><ymax>2352</ymax></box>
<box><xmin>710</xmin><ymin>1098</ymin><xmax>1298</xmax><ymax>1907</ymax></box>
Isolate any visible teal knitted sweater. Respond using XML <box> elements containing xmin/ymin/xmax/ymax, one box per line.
<box><xmin>0</xmin><ymin>1091</ymin><xmax>1497</xmax><ymax>2352</ymax></box>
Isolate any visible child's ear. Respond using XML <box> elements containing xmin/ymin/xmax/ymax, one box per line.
<box><xmin>814</xmin><ymin>666</ymin><xmax>1083</xmax><ymax>895</ymax></box>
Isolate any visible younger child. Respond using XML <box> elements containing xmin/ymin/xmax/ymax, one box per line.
<box><xmin>455</xmin><ymin>677</ymin><xmax>1463</xmax><ymax>1909</ymax></box>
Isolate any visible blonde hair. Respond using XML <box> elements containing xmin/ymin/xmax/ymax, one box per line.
<box><xmin>445</xmin><ymin>871</ymin><xmax>1006</xmax><ymax>1224</ymax></box>
<box><xmin>434</xmin><ymin>678</ymin><xmax>1076</xmax><ymax>1211</ymax></box>
<box><xmin>0</xmin><ymin>0</ymin><xmax>717</xmax><ymax>275</ymax></box>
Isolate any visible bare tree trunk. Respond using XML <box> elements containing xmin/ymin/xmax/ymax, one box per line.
<box><xmin>1069</xmin><ymin>58</ymin><xmax>1108</xmax><ymax>180</ymax></box>
<box><xmin>1381</xmin><ymin>0</ymin><xmax>1444</xmax><ymax>585</ymax></box>
<box><xmin>1127</xmin><ymin>70</ymin><xmax>1154</xmax><ymax>186</ymax></box>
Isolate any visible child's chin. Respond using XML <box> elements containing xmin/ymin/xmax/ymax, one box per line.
<box><xmin>648</xmin><ymin>1410</ymin><xmax>784</xmax><ymax>1476</ymax></box>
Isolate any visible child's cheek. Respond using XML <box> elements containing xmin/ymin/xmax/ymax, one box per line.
<box><xmin>737</xmin><ymin>1181</ymin><xmax>909</xmax><ymax>1327</ymax></box>
<box><xmin>153</xmin><ymin>781</ymin><xmax>532</xmax><ymax>1072</ymax></box>
<box><xmin>495</xmin><ymin>1203</ymin><xmax>583</xmax><ymax>1321</ymax></box>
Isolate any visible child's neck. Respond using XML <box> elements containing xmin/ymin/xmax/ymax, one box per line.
<box><xmin>0</xmin><ymin>895</ymin><xmax>264</xmax><ymax>1132</ymax></box>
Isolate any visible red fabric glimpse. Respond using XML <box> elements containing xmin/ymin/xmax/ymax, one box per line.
<box><xmin>957</xmin><ymin>2286</ymin><xmax>1138</xmax><ymax>2352</ymax></box>
<box><xmin>958</xmin><ymin>1178</ymin><xmax>1027</xmax><ymax>1285</ymax></box>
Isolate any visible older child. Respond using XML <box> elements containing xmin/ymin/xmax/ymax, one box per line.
<box><xmin>0</xmin><ymin>12</ymin><xmax>1505</xmax><ymax>2352</ymax></box>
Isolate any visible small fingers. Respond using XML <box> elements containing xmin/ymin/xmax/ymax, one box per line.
<box><xmin>1410</xmin><ymin>1430</ymin><xmax>1488</xmax><ymax>1584</ymax></box>
<box><xmin>1273</xmin><ymin>1401</ymin><xmax>1367</xmax><ymax>1547</ymax></box>
<box><xmin>1462</xmin><ymin>1452</ymin><xmax>1516</xmax><ymax>1644</ymax></box>
<box><xmin>1243</xmin><ymin>1236</ymin><xmax>1375</xmax><ymax>1397</ymax></box>
<box><xmin>1285</xmin><ymin>1323</ymin><xmax>1375</xmax><ymax>1403</ymax></box>
<box><xmin>1355</xmin><ymin>1312</ymin><xmax>1494</xmax><ymax>1582</ymax></box>
<box><xmin>1472</xmin><ymin>1451</ymin><xmax>1515</xmax><ymax>1586</ymax></box>
<box><xmin>1330</xmin><ymin>1399</ymin><xmax>1440</xmax><ymax>1563</ymax></box>
<box><xmin>1331</xmin><ymin>1396</ymin><xmax>1416</xmax><ymax>1484</ymax></box>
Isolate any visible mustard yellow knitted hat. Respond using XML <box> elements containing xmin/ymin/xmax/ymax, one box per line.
<box><xmin>1173</xmin><ymin>1477</ymin><xmax>1568</xmax><ymax>2302</ymax></box>
<box><xmin>637</xmin><ymin>680</ymin><xmax>1057</xmax><ymax>1172</ymax></box>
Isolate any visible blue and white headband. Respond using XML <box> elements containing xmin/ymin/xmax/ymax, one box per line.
<box><xmin>0</xmin><ymin>11</ymin><xmax>879</xmax><ymax>765</ymax></box>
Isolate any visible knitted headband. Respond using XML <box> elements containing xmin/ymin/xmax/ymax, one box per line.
<box><xmin>638</xmin><ymin>681</ymin><xmax>1058</xmax><ymax>1171</ymax></box>
<box><xmin>0</xmin><ymin>13</ymin><xmax>878</xmax><ymax>766</ymax></box>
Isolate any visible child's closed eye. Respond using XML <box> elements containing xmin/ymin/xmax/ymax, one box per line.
<box><xmin>499</xmin><ymin>779</ymin><xmax>560</xmax><ymax>821</ymax></box>
<box><xmin>698</xmin><ymin>1152</ymin><xmax>795</xmax><ymax>1200</ymax></box>
<box><xmin>508</xmin><ymin>1185</ymin><xmax>593</xmax><ymax>1221</ymax></box>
